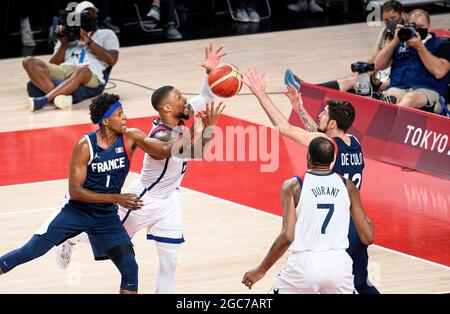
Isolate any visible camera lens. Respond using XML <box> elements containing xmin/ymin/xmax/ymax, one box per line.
<box><xmin>398</xmin><ymin>27</ymin><xmax>414</xmax><ymax>42</ymax></box>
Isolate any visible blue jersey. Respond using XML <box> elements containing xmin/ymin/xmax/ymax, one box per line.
<box><xmin>331</xmin><ymin>135</ymin><xmax>364</xmax><ymax>189</ymax></box>
<box><xmin>331</xmin><ymin>135</ymin><xmax>368</xmax><ymax>287</ymax></box>
<box><xmin>69</xmin><ymin>131</ymin><xmax>131</xmax><ymax>214</ymax></box>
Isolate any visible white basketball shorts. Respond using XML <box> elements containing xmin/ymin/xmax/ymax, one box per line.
<box><xmin>119</xmin><ymin>179</ymin><xmax>185</xmax><ymax>244</ymax></box>
<box><xmin>269</xmin><ymin>250</ymin><xmax>354</xmax><ymax>294</ymax></box>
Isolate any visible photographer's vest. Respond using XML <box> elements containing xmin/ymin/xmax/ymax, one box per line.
<box><xmin>390</xmin><ymin>33</ymin><xmax>450</xmax><ymax>97</ymax></box>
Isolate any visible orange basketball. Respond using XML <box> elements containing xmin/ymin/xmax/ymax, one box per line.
<box><xmin>208</xmin><ymin>63</ymin><xmax>244</xmax><ymax>98</ymax></box>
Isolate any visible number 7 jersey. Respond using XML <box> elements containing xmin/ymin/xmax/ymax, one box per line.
<box><xmin>289</xmin><ymin>172</ymin><xmax>350</xmax><ymax>252</ymax></box>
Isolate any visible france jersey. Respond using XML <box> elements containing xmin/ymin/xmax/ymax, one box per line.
<box><xmin>139</xmin><ymin>119</ymin><xmax>187</xmax><ymax>198</ymax></box>
<box><xmin>69</xmin><ymin>131</ymin><xmax>131</xmax><ymax>213</ymax></box>
<box><xmin>331</xmin><ymin>135</ymin><xmax>364</xmax><ymax>189</ymax></box>
<box><xmin>330</xmin><ymin>134</ymin><xmax>368</xmax><ymax>287</ymax></box>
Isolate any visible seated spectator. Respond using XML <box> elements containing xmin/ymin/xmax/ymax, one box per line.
<box><xmin>146</xmin><ymin>0</ymin><xmax>182</xmax><ymax>39</ymax></box>
<box><xmin>235</xmin><ymin>0</ymin><xmax>260</xmax><ymax>23</ymax></box>
<box><xmin>24</xmin><ymin>1</ymin><xmax>119</xmax><ymax>112</ymax></box>
<box><xmin>285</xmin><ymin>1</ymin><xmax>406</xmax><ymax>93</ymax></box>
<box><xmin>374</xmin><ymin>9</ymin><xmax>450</xmax><ymax>113</ymax></box>
<box><xmin>287</xmin><ymin>0</ymin><xmax>323</xmax><ymax>13</ymax></box>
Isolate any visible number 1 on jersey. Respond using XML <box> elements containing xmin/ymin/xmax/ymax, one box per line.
<box><xmin>106</xmin><ymin>175</ymin><xmax>111</xmax><ymax>188</ymax></box>
<box><xmin>317</xmin><ymin>203</ymin><xmax>334</xmax><ymax>234</ymax></box>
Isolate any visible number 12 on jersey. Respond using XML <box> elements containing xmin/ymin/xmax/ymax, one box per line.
<box><xmin>317</xmin><ymin>203</ymin><xmax>334</xmax><ymax>234</ymax></box>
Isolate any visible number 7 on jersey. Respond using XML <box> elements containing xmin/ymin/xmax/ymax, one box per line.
<box><xmin>317</xmin><ymin>204</ymin><xmax>334</xmax><ymax>234</ymax></box>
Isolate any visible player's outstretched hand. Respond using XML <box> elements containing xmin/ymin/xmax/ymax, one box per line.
<box><xmin>116</xmin><ymin>193</ymin><xmax>143</xmax><ymax>211</ymax></box>
<box><xmin>284</xmin><ymin>83</ymin><xmax>304</xmax><ymax>113</ymax></box>
<box><xmin>244</xmin><ymin>66</ymin><xmax>267</xmax><ymax>98</ymax></box>
<box><xmin>200</xmin><ymin>40</ymin><xmax>227</xmax><ymax>73</ymax></box>
<box><xmin>242</xmin><ymin>267</ymin><xmax>265</xmax><ymax>290</ymax></box>
<box><xmin>198</xmin><ymin>101</ymin><xmax>226</xmax><ymax>128</ymax></box>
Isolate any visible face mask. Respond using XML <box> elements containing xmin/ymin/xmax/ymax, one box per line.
<box><xmin>416</xmin><ymin>27</ymin><xmax>429</xmax><ymax>40</ymax></box>
<box><xmin>385</xmin><ymin>19</ymin><xmax>404</xmax><ymax>35</ymax></box>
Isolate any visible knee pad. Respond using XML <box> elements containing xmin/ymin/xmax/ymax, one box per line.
<box><xmin>108</xmin><ymin>244</ymin><xmax>138</xmax><ymax>291</ymax></box>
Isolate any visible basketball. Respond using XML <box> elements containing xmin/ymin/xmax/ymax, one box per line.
<box><xmin>208</xmin><ymin>63</ymin><xmax>244</xmax><ymax>98</ymax></box>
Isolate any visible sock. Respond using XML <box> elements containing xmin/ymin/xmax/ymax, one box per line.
<box><xmin>318</xmin><ymin>80</ymin><xmax>340</xmax><ymax>90</ymax></box>
<box><xmin>155</xmin><ymin>242</ymin><xmax>180</xmax><ymax>294</ymax></box>
<box><xmin>32</xmin><ymin>96</ymin><xmax>49</xmax><ymax>110</ymax></box>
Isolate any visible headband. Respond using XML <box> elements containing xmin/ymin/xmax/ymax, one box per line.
<box><xmin>98</xmin><ymin>101</ymin><xmax>122</xmax><ymax>125</ymax></box>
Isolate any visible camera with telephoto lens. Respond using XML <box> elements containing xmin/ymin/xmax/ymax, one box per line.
<box><xmin>56</xmin><ymin>9</ymin><xmax>90</xmax><ymax>42</ymax></box>
<box><xmin>397</xmin><ymin>23</ymin><xmax>421</xmax><ymax>42</ymax></box>
<box><xmin>351</xmin><ymin>62</ymin><xmax>375</xmax><ymax>74</ymax></box>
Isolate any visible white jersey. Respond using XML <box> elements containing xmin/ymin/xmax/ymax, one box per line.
<box><xmin>139</xmin><ymin>76</ymin><xmax>214</xmax><ymax>199</ymax></box>
<box><xmin>289</xmin><ymin>172</ymin><xmax>350</xmax><ymax>253</ymax></box>
<box><xmin>139</xmin><ymin>119</ymin><xmax>188</xmax><ymax>198</ymax></box>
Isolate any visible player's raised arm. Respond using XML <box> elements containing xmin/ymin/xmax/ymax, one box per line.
<box><xmin>284</xmin><ymin>83</ymin><xmax>319</xmax><ymax>132</ymax></box>
<box><xmin>244</xmin><ymin>67</ymin><xmax>325</xmax><ymax>147</ymax></box>
<box><xmin>242</xmin><ymin>178</ymin><xmax>299</xmax><ymax>290</ymax></box>
<box><xmin>347</xmin><ymin>179</ymin><xmax>374</xmax><ymax>245</ymax></box>
<box><xmin>68</xmin><ymin>137</ymin><xmax>143</xmax><ymax>211</ymax></box>
<box><xmin>188</xmin><ymin>40</ymin><xmax>227</xmax><ymax>114</ymax></box>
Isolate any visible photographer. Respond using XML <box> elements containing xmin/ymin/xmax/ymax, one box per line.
<box><xmin>24</xmin><ymin>1</ymin><xmax>119</xmax><ymax>111</ymax></box>
<box><xmin>375</xmin><ymin>9</ymin><xmax>450</xmax><ymax>112</ymax></box>
<box><xmin>285</xmin><ymin>1</ymin><xmax>406</xmax><ymax>93</ymax></box>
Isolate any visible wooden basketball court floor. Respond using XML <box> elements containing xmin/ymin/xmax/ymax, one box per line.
<box><xmin>0</xmin><ymin>15</ymin><xmax>449</xmax><ymax>293</ymax></box>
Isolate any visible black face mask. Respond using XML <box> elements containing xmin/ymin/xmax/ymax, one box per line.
<box><xmin>81</xmin><ymin>12</ymin><xmax>98</xmax><ymax>32</ymax></box>
<box><xmin>416</xmin><ymin>26</ymin><xmax>429</xmax><ymax>40</ymax></box>
<box><xmin>385</xmin><ymin>19</ymin><xmax>403</xmax><ymax>35</ymax></box>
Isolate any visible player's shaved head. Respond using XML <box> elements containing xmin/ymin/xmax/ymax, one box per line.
<box><xmin>308</xmin><ymin>137</ymin><xmax>335</xmax><ymax>167</ymax></box>
<box><xmin>152</xmin><ymin>86</ymin><xmax>175</xmax><ymax>111</ymax></box>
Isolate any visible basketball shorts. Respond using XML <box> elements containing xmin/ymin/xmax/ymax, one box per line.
<box><xmin>46</xmin><ymin>63</ymin><xmax>100</xmax><ymax>88</ymax></box>
<box><xmin>269</xmin><ymin>250</ymin><xmax>354</xmax><ymax>294</ymax></box>
<box><xmin>35</xmin><ymin>196</ymin><xmax>132</xmax><ymax>259</ymax></box>
<box><xmin>119</xmin><ymin>179</ymin><xmax>185</xmax><ymax>244</ymax></box>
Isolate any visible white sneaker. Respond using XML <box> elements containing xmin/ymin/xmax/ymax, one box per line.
<box><xmin>247</xmin><ymin>8</ymin><xmax>260</xmax><ymax>23</ymax></box>
<box><xmin>287</xmin><ymin>0</ymin><xmax>308</xmax><ymax>12</ymax></box>
<box><xmin>235</xmin><ymin>8</ymin><xmax>250</xmax><ymax>23</ymax></box>
<box><xmin>54</xmin><ymin>95</ymin><xmax>73</xmax><ymax>110</ymax></box>
<box><xmin>308</xmin><ymin>0</ymin><xmax>324</xmax><ymax>13</ymax></box>
<box><xmin>55</xmin><ymin>239</ymin><xmax>76</xmax><ymax>269</ymax></box>
<box><xmin>146</xmin><ymin>4</ymin><xmax>161</xmax><ymax>21</ymax></box>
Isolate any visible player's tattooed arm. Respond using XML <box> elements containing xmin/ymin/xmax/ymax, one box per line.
<box><xmin>245</xmin><ymin>67</ymin><xmax>324</xmax><ymax>147</ymax></box>
<box><xmin>285</xmin><ymin>83</ymin><xmax>318</xmax><ymax>132</ymax></box>
<box><xmin>242</xmin><ymin>178</ymin><xmax>299</xmax><ymax>290</ymax></box>
<box><xmin>68</xmin><ymin>137</ymin><xmax>142</xmax><ymax>210</ymax></box>
<box><xmin>347</xmin><ymin>180</ymin><xmax>375</xmax><ymax>245</ymax></box>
